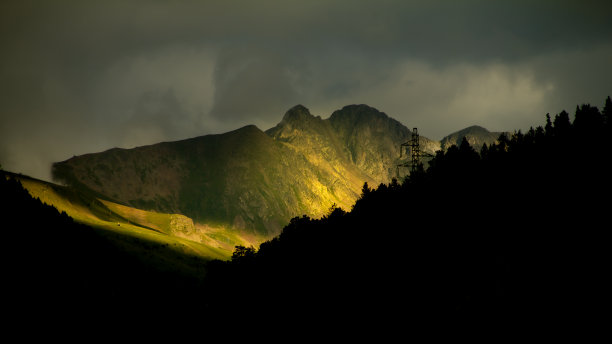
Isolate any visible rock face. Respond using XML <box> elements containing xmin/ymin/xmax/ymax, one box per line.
<box><xmin>440</xmin><ymin>125</ymin><xmax>508</xmax><ymax>151</ymax></box>
<box><xmin>328</xmin><ymin>105</ymin><xmax>440</xmax><ymax>183</ymax></box>
<box><xmin>52</xmin><ymin>104</ymin><xmax>439</xmax><ymax>236</ymax></box>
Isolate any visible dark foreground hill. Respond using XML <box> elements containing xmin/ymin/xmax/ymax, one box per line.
<box><xmin>0</xmin><ymin>172</ymin><xmax>209</xmax><ymax>322</ymax></box>
<box><xmin>202</xmin><ymin>97</ymin><xmax>612</xmax><ymax>330</ymax></box>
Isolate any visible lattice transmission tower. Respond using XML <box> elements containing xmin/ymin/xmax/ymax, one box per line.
<box><xmin>396</xmin><ymin>128</ymin><xmax>434</xmax><ymax>178</ymax></box>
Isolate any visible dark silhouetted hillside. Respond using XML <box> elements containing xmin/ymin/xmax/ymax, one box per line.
<box><xmin>0</xmin><ymin>172</ymin><xmax>208</xmax><ymax>321</ymax></box>
<box><xmin>203</xmin><ymin>96</ymin><xmax>612</xmax><ymax>330</ymax></box>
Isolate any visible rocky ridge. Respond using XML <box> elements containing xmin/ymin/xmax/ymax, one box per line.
<box><xmin>53</xmin><ymin>104</ymin><xmax>478</xmax><ymax>236</ymax></box>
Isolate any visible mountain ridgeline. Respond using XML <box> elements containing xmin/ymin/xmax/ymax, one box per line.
<box><xmin>52</xmin><ymin>104</ymin><xmax>444</xmax><ymax>235</ymax></box>
<box><xmin>439</xmin><ymin>125</ymin><xmax>509</xmax><ymax>151</ymax></box>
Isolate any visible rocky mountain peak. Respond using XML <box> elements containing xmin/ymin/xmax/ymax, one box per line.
<box><xmin>281</xmin><ymin>104</ymin><xmax>315</xmax><ymax>124</ymax></box>
<box><xmin>329</xmin><ymin>104</ymin><xmax>389</xmax><ymax>122</ymax></box>
<box><xmin>267</xmin><ymin>104</ymin><xmax>326</xmax><ymax>140</ymax></box>
<box><xmin>459</xmin><ymin>125</ymin><xmax>490</xmax><ymax>134</ymax></box>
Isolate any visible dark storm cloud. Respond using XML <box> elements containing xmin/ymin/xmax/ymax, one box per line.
<box><xmin>1</xmin><ymin>0</ymin><xmax>611</xmax><ymax>180</ymax></box>
<box><xmin>209</xmin><ymin>49</ymin><xmax>302</xmax><ymax>122</ymax></box>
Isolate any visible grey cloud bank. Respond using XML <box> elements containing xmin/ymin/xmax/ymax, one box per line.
<box><xmin>1</xmin><ymin>0</ymin><xmax>611</xmax><ymax>181</ymax></box>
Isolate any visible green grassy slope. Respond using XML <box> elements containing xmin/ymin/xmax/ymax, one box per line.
<box><xmin>14</xmin><ymin>173</ymin><xmax>259</xmax><ymax>262</ymax></box>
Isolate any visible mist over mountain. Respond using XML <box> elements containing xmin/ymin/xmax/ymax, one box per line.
<box><xmin>53</xmin><ymin>105</ymin><xmax>445</xmax><ymax>235</ymax></box>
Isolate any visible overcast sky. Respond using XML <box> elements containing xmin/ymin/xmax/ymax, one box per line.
<box><xmin>1</xmin><ymin>0</ymin><xmax>611</xmax><ymax>181</ymax></box>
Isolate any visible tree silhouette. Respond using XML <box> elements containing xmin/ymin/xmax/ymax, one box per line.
<box><xmin>574</xmin><ymin>104</ymin><xmax>603</xmax><ymax>136</ymax></box>
<box><xmin>232</xmin><ymin>245</ymin><xmax>257</xmax><ymax>261</ymax></box>
<box><xmin>545</xmin><ymin>113</ymin><xmax>553</xmax><ymax>135</ymax></box>
<box><xmin>604</xmin><ymin>96</ymin><xmax>612</xmax><ymax>127</ymax></box>
<box><xmin>553</xmin><ymin>110</ymin><xmax>571</xmax><ymax>136</ymax></box>
<box><xmin>360</xmin><ymin>181</ymin><xmax>371</xmax><ymax>198</ymax></box>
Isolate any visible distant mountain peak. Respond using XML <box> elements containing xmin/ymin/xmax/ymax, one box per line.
<box><xmin>233</xmin><ymin>124</ymin><xmax>262</xmax><ymax>133</ymax></box>
<box><xmin>459</xmin><ymin>125</ymin><xmax>490</xmax><ymax>133</ymax></box>
<box><xmin>288</xmin><ymin>104</ymin><xmax>309</xmax><ymax>112</ymax></box>
<box><xmin>281</xmin><ymin>104</ymin><xmax>314</xmax><ymax>124</ymax></box>
<box><xmin>332</xmin><ymin>104</ymin><xmax>386</xmax><ymax>116</ymax></box>
<box><xmin>328</xmin><ymin>104</ymin><xmax>395</xmax><ymax>127</ymax></box>
<box><xmin>340</xmin><ymin>104</ymin><xmax>380</xmax><ymax>112</ymax></box>
<box><xmin>440</xmin><ymin>125</ymin><xmax>505</xmax><ymax>151</ymax></box>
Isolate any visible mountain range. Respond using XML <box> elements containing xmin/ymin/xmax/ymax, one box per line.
<box><xmin>51</xmin><ymin>104</ymin><xmax>504</xmax><ymax>238</ymax></box>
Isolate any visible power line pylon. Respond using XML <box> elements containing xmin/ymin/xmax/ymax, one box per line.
<box><xmin>397</xmin><ymin>128</ymin><xmax>434</xmax><ymax>178</ymax></box>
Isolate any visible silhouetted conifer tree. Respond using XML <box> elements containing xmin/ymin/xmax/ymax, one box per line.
<box><xmin>603</xmin><ymin>96</ymin><xmax>612</xmax><ymax>127</ymax></box>
<box><xmin>553</xmin><ymin>110</ymin><xmax>571</xmax><ymax>136</ymax></box>
<box><xmin>361</xmin><ymin>181</ymin><xmax>371</xmax><ymax>198</ymax></box>
<box><xmin>480</xmin><ymin>143</ymin><xmax>489</xmax><ymax>160</ymax></box>
<box><xmin>535</xmin><ymin>125</ymin><xmax>545</xmax><ymax>141</ymax></box>
<box><xmin>389</xmin><ymin>177</ymin><xmax>399</xmax><ymax>189</ymax></box>
<box><xmin>574</xmin><ymin>104</ymin><xmax>602</xmax><ymax>132</ymax></box>
<box><xmin>545</xmin><ymin>113</ymin><xmax>553</xmax><ymax>135</ymax></box>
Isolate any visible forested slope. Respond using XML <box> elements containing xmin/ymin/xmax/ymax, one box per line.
<box><xmin>203</xmin><ymin>97</ymin><xmax>612</xmax><ymax>329</ymax></box>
